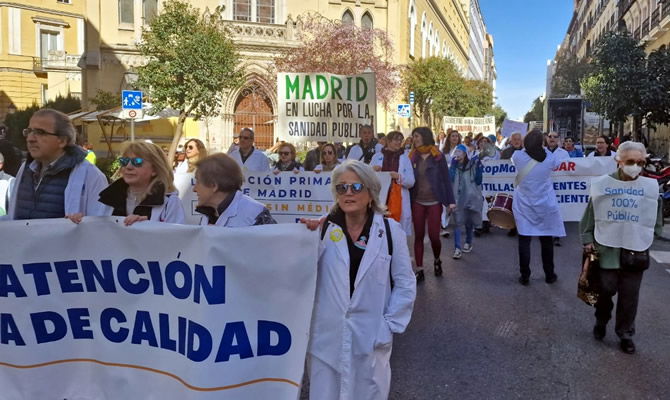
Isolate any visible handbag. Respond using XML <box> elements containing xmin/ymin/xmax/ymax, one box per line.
<box><xmin>577</xmin><ymin>250</ymin><xmax>600</xmax><ymax>307</ymax></box>
<box><xmin>620</xmin><ymin>248</ymin><xmax>650</xmax><ymax>271</ymax></box>
<box><xmin>386</xmin><ymin>181</ymin><xmax>403</xmax><ymax>222</ymax></box>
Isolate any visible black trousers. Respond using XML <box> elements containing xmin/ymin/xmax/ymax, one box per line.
<box><xmin>518</xmin><ymin>235</ymin><xmax>555</xmax><ymax>279</ymax></box>
<box><xmin>595</xmin><ymin>268</ymin><xmax>644</xmax><ymax>339</ymax></box>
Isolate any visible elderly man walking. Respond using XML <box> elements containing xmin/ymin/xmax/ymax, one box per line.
<box><xmin>5</xmin><ymin>108</ymin><xmax>109</xmax><ymax>220</ymax></box>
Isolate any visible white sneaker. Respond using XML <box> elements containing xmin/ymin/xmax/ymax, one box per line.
<box><xmin>463</xmin><ymin>243</ymin><xmax>472</xmax><ymax>253</ymax></box>
<box><xmin>453</xmin><ymin>248</ymin><xmax>462</xmax><ymax>259</ymax></box>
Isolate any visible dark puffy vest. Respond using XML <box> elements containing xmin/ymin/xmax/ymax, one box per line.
<box><xmin>14</xmin><ymin>148</ymin><xmax>84</xmax><ymax>220</ymax></box>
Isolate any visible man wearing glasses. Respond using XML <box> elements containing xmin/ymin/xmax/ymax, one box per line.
<box><xmin>545</xmin><ymin>132</ymin><xmax>570</xmax><ymax>162</ymax></box>
<box><xmin>229</xmin><ymin>128</ymin><xmax>270</xmax><ymax>172</ymax></box>
<box><xmin>4</xmin><ymin>109</ymin><xmax>109</xmax><ymax>220</ymax></box>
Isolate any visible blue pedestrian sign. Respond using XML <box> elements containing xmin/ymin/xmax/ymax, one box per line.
<box><xmin>122</xmin><ymin>90</ymin><xmax>143</xmax><ymax>110</ymax></box>
<box><xmin>409</xmin><ymin>91</ymin><xmax>415</xmax><ymax>104</ymax></box>
<box><xmin>397</xmin><ymin>104</ymin><xmax>411</xmax><ymax>118</ymax></box>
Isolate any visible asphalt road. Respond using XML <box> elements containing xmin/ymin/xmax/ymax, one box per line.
<box><xmin>389</xmin><ymin>223</ymin><xmax>670</xmax><ymax>399</ymax></box>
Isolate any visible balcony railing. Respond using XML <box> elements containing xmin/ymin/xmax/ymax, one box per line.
<box><xmin>634</xmin><ymin>26</ymin><xmax>640</xmax><ymax>40</ymax></box>
<box><xmin>32</xmin><ymin>53</ymin><xmax>82</xmax><ymax>72</ymax></box>
<box><xmin>642</xmin><ymin>17</ymin><xmax>650</xmax><ymax>37</ymax></box>
<box><xmin>651</xmin><ymin>8</ymin><xmax>660</xmax><ymax>29</ymax></box>
<box><xmin>664</xmin><ymin>1</ymin><xmax>670</xmax><ymax>20</ymax></box>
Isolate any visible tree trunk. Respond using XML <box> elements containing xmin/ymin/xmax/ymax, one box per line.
<box><xmin>168</xmin><ymin>112</ymin><xmax>187</xmax><ymax>165</ymax></box>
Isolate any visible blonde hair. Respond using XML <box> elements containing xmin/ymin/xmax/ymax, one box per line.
<box><xmin>119</xmin><ymin>141</ymin><xmax>176</xmax><ymax>197</ymax></box>
<box><xmin>331</xmin><ymin>160</ymin><xmax>386</xmax><ymax>215</ymax></box>
<box><xmin>184</xmin><ymin>139</ymin><xmax>208</xmax><ymax>173</ymax></box>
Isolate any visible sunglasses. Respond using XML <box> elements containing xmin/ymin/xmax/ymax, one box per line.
<box><xmin>335</xmin><ymin>183</ymin><xmax>365</xmax><ymax>195</ymax></box>
<box><xmin>279</xmin><ymin>151</ymin><xmax>291</xmax><ymax>156</ymax></box>
<box><xmin>119</xmin><ymin>157</ymin><xmax>145</xmax><ymax>167</ymax></box>
<box><xmin>323</xmin><ymin>150</ymin><xmax>334</xmax><ymax>155</ymax></box>
<box><xmin>23</xmin><ymin>128</ymin><xmax>59</xmax><ymax>137</ymax></box>
<box><xmin>623</xmin><ymin>159</ymin><xmax>646</xmax><ymax>167</ymax></box>
<box><xmin>186</xmin><ymin>145</ymin><xmax>195</xmax><ymax>150</ymax></box>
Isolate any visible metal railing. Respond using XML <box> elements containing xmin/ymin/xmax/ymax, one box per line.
<box><xmin>642</xmin><ymin>17</ymin><xmax>650</xmax><ymax>37</ymax></box>
<box><xmin>31</xmin><ymin>54</ymin><xmax>82</xmax><ymax>72</ymax></box>
<box><xmin>634</xmin><ymin>26</ymin><xmax>640</xmax><ymax>40</ymax></box>
<box><xmin>651</xmin><ymin>8</ymin><xmax>660</xmax><ymax>29</ymax></box>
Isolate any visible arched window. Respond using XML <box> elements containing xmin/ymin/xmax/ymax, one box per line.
<box><xmin>421</xmin><ymin>12</ymin><xmax>427</xmax><ymax>58</ymax></box>
<box><xmin>428</xmin><ymin>22</ymin><xmax>434</xmax><ymax>56</ymax></box>
<box><xmin>361</xmin><ymin>12</ymin><xmax>373</xmax><ymax>30</ymax></box>
<box><xmin>342</xmin><ymin>10</ymin><xmax>354</xmax><ymax>25</ymax></box>
<box><xmin>408</xmin><ymin>1</ymin><xmax>417</xmax><ymax>57</ymax></box>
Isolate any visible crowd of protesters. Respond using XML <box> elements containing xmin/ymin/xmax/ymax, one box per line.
<box><xmin>0</xmin><ymin>108</ymin><xmax>663</xmax><ymax>400</ymax></box>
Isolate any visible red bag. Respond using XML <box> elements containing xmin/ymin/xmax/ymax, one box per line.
<box><xmin>387</xmin><ymin>182</ymin><xmax>403</xmax><ymax>222</ymax></box>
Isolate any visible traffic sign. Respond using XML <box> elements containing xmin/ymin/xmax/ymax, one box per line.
<box><xmin>397</xmin><ymin>104</ymin><xmax>411</xmax><ymax>118</ymax></box>
<box><xmin>122</xmin><ymin>90</ymin><xmax>143</xmax><ymax>110</ymax></box>
<box><xmin>409</xmin><ymin>91</ymin><xmax>415</xmax><ymax>104</ymax></box>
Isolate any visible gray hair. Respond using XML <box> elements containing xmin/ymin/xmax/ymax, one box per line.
<box><xmin>331</xmin><ymin>160</ymin><xmax>386</xmax><ymax>215</ymax></box>
<box><xmin>615</xmin><ymin>141</ymin><xmax>647</xmax><ymax>161</ymax></box>
<box><xmin>510</xmin><ymin>132</ymin><xmax>522</xmax><ymax>140</ymax></box>
<box><xmin>239</xmin><ymin>127</ymin><xmax>254</xmax><ymax>140</ymax></box>
<box><xmin>32</xmin><ymin>108</ymin><xmax>76</xmax><ymax>145</ymax></box>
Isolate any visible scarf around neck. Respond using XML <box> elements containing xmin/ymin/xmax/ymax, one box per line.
<box><xmin>410</xmin><ymin>145</ymin><xmax>442</xmax><ymax>160</ymax></box>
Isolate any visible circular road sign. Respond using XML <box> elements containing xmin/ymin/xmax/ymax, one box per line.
<box><xmin>128</xmin><ymin>110</ymin><xmax>137</xmax><ymax>118</ymax></box>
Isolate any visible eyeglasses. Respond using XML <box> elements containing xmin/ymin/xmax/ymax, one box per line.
<box><xmin>623</xmin><ymin>159</ymin><xmax>646</xmax><ymax>167</ymax></box>
<box><xmin>323</xmin><ymin>150</ymin><xmax>334</xmax><ymax>155</ymax></box>
<box><xmin>23</xmin><ymin>128</ymin><xmax>59</xmax><ymax>137</ymax></box>
<box><xmin>335</xmin><ymin>183</ymin><xmax>365</xmax><ymax>195</ymax></box>
<box><xmin>279</xmin><ymin>151</ymin><xmax>291</xmax><ymax>156</ymax></box>
<box><xmin>119</xmin><ymin>157</ymin><xmax>145</xmax><ymax>167</ymax></box>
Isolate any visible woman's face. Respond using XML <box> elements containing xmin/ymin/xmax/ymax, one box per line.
<box><xmin>185</xmin><ymin>141</ymin><xmax>200</xmax><ymax>159</ymax></box>
<box><xmin>279</xmin><ymin>146</ymin><xmax>294</xmax><ymax>163</ymax></box>
<box><xmin>454</xmin><ymin>149</ymin><xmax>465</xmax><ymax>162</ymax></box>
<box><xmin>121</xmin><ymin>152</ymin><xmax>155</xmax><ymax>190</ymax></box>
<box><xmin>336</xmin><ymin>170</ymin><xmax>371</xmax><ymax>215</ymax></box>
<box><xmin>387</xmin><ymin>135</ymin><xmax>403</xmax><ymax>152</ymax></box>
<box><xmin>322</xmin><ymin>146</ymin><xmax>336</xmax><ymax>164</ymax></box>
<box><xmin>449</xmin><ymin>132</ymin><xmax>460</xmax><ymax>145</ymax></box>
<box><xmin>596</xmin><ymin>138</ymin><xmax>608</xmax><ymax>153</ymax></box>
<box><xmin>412</xmin><ymin>132</ymin><xmax>424</xmax><ymax>148</ymax></box>
<box><xmin>193</xmin><ymin>172</ymin><xmax>217</xmax><ymax>207</ymax></box>
<box><xmin>464</xmin><ymin>137</ymin><xmax>472</xmax><ymax>146</ymax></box>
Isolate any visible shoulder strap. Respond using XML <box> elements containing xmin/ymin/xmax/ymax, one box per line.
<box><xmin>514</xmin><ymin>158</ymin><xmax>539</xmax><ymax>187</ymax></box>
<box><xmin>383</xmin><ymin>217</ymin><xmax>393</xmax><ymax>256</ymax></box>
<box><xmin>320</xmin><ymin>220</ymin><xmax>330</xmax><ymax>241</ymax></box>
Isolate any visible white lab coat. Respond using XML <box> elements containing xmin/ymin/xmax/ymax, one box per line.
<box><xmin>511</xmin><ymin>149</ymin><xmax>566</xmax><ymax>237</ymax></box>
<box><xmin>229</xmin><ymin>148</ymin><xmax>271</xmax><ymax>172</ymax></box>
<box><xmin>347</xmin><ymin>143</ymin><xmax>383</xmax><ymax>162</ymax></box>
<box><xmin>370</xmin><ymin>153</ymin><xmax>415</xmax><ymax>236</ymax></box>
<box><xmin>587</xmin><ymin>151</ymin><xmax>616</xmax><ymax>158</ymax></box>
<box><xmin>198</xmin><ymin>191</ymin><xmax>267</xmax><ymax>227</ymax></box>
<box><xmin>549</xmin><ymin>146</ymin><xmax>570</xmax><ymax>162</ymax></box>
<box><xmin>174</xmin><ymin>160</ymin><xmax>189</xmax><ymax>173</ymax></box>
<box><xmin>308</xmin><ymin>213</ymin><xmax>416</xmax><ymax>400</ymax></box>
<box><xmin>6</xmin><ymin>158</ymin><xmax>110</xmax><ymax>219</ymax></box>
<box><xmin>148</xmin><ymin>192</ymin><xmax>185</xmax><ymax>223</ymax></box>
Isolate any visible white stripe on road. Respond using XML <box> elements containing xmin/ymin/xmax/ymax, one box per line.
<box><xmin>650</xmin><ymin>251</ymin><xmax>670</xmax><ymax>264</ymax></box>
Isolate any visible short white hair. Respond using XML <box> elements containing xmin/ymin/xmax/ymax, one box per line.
<box><xmin>510</xmin><ymin>132</ymin><xmax>522</xmax><ymax>140</ymax></box>
<box><xmin>615</xmin><ymin>141</ymin><xmax>647</xmax><ymax>161</ymax></box>
<box><xmin>331</xmin><ymin>160</ymin><xmax>386</xmax><ymax>215</ymax></box>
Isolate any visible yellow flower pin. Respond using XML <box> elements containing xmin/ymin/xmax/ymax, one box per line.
<box><xmin>330</xmin><ymin>228</ymin><xmax>344</xmax><ymax>242</ymax></box>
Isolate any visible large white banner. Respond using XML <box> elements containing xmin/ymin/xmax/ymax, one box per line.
<box><xmin>0</xmin><ymin>218</ymin><xmax>318</xmax><ymax>399</ymax></box>
<box><xmin>176</xmin><ymin>171</ymin><xmax>392</xmax><ymax>224</ymax></box>
<box><xmin>277</xmin><ymin>72</ymin><xmax>377</xmax><ymax>143</ymax></box>
<box><xmin>443</xmin><ymin>116</ymin><xmax>496</xmax><ymax>136</ymax></box>
<box><xmin>482</xmin><ymin>157</ymin><xmax>619</xmax><ymax>221</ymax></box>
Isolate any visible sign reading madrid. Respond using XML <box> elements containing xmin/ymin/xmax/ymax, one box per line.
<box><xmin>277</xmin><ymin>72</ymin><xmax>377</xmax><ymax>143</ymax></box>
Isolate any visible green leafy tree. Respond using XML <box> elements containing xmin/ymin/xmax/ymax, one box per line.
<box><xmin>642</xmin><ymin>47</ymin><xmax>670</xmax><ymax>129</ymax></box>
<box><xmin>524</xmin><ymin>96</ymin><xmax>544</xmax><ymax>123</ymax></box>
<box><xmin>136</xmin><ymin>0</ymin><xmax>243</xmax><ymax>160</ymax></box>
<box><xmin>551</xmin><ymin>52</ymin><xmax>590</xmax><ymax>97</ymax></box>
<box><xmin>489</xmin><ymin>104</ymin><xmax>507</xmax><ymax>128</ymax></box>
<box><xmin>402</xmin><ymin>57</ymin><xmax>464</xmax><ymax>129</ymax></box>
<box><xmin>90</xmin><ymin>90</ymin><xmax>121</xmax><ymax>111</ymax></box>
<box><xmin>458</xmin><ymin>79</ymin><xmax>493</xmax><ymax>117</ymax></box>
<box><xmin>581</xmin><ymin>31</ymin><xmax>647</xmax><ymax>137</ymax></box>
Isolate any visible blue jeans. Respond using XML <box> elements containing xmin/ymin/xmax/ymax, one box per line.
<box><xmin>454</xmin><ymin>220</ymin><xmax>474</xmax><ymax>249</ymax></box>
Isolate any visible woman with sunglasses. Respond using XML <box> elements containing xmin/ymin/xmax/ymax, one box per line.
<box><xmin>272</xmin><ymin>143</ymin><xmax>303</xmax><ymax>174</ymax></box>
<box><xmin>409</xmin><ymin>127</ymin><xmax>456</xmax><ymax>281</ymax></box>
<box><xmin>307</xmin><ymin>160</ymin><xmax>415</xmax><ymax>400</ymax></box>
<box><xmin>99</xmin><ymin>142</ymin><xmax>185</xmax><ymax>225</ymax></box>
<box><xmin>194</xmin><ymin>153</ymin><xmax>276</xmax><ymax>226</ymax></box>
<box><xmin>175</xmin><ymin>139</ymin><xmax>207</xmax><ymax>173</ymax></box>
<box><xmin>370</xmin><ymin>131</ymin><xmax>415</xmax><ymax>236</ymax></box>
<box><xmin>313</xmin><ymin>143</ymin><xmax>340</xmax><ymax>173</ymax></box>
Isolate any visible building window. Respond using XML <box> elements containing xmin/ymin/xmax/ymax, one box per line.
<box><xmin>40</xmin><ymin>30</ymin><xmax>59</xmax><ymax>59</ymax></box>
<box><xmin>57</xmin><ymin>0</ymin><xmax>71</xmax><ymax>3</ymax></box>
<box><xmin>257</xmin><ymin>0</ymin><xmax>274</xmax><ymax>24</ymax></box>
<box><xmin>119</xmin><ymin>0</ymin><xmax>134</xmax><ymax>25</ymax></box>
<box><xmin>143</xmin><ymin>0</ymin><xmax>158</xmax><ymax>24</ymax></box>
<box><xmin>361</xmin><ymin>12</ymin><xmax>373</xmax><ymax>30</ymax></box>
<box><xmin>233</xmin><ymin>0</ymin><xmax>252</xmax><ymax>22</ymax></box>
<box><xmin>342</xmin><ymin>10</ymin><xmax>354</xmax><ymax>25</ymax></box>
<box><xmin>41</xmin><ymin>84</ymin><xmax>49</xmax><ymax>106</ymax></box>
<box><xmin>408</xmin><ymin>1</ymin><xmax>416</xmax><ymax>57</ymax></box>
